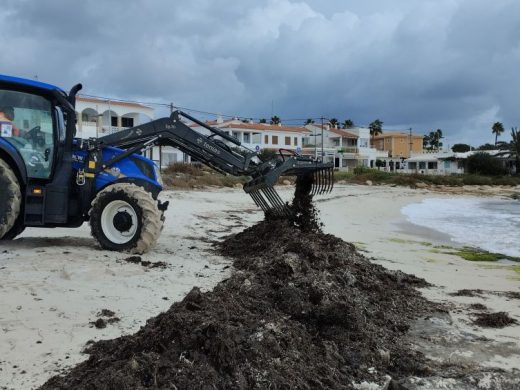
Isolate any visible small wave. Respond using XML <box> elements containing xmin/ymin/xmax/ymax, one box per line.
<box><xmin>401</xmin><ymin>198</ymin><xmax>520</xmax><ymax>257</ymax></box>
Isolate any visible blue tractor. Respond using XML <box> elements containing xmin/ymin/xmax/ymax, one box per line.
<box><xmin>0</xmin><ymin>75</ymin><xmax>333</xmax><ymax>253</ymax></box>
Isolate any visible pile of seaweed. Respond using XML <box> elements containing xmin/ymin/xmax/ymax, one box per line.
<box><xmin>41</xmin><ymin>177</ymin><xmax>437</xmax><ymax>389</ymax></box>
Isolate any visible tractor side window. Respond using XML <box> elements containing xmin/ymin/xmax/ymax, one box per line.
<box><xmin>0</xmin><ymin>89</ymin><xmax>55</xmax><ymax>179</ymax></box>
<box><xmin>55</xmin><ymin>107</ymin><xmax>66</xmax><ymax>143</ymax></box>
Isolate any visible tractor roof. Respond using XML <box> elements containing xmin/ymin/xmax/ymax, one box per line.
<box><xmin>0</xmin><ymin>74</ymin><xmax>64</xmax><ymax>93</ymax></box>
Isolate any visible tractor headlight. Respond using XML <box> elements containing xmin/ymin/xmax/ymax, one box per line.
<box><xmin>154</xmin><ymin>163</ymin><xmax>163</xmax><ymax>186</ymax></box>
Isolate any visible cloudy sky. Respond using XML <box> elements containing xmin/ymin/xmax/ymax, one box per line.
<box><xmin>1</xmin><ymin>0</ymin><xmax>519</xmax><ymax>146</ymax></box>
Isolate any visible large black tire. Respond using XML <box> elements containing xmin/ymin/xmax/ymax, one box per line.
<box><xmin>0</xmin><ymin>158</ymin><xmax>22</xmax><ymax>239</ymax></box>
<box><xmin>89</xmin><ymin>183</ymin><xmax>163</xmax><ymax>254</ymax></box>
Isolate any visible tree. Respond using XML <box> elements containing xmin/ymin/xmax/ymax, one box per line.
<box><xmin>329</xmin><ymin>118</ymin><xmax>339</xmax><ymax>128</ymax></box>
<box><xmin>270</xmin><ymin>116</ymin><xmax>280</xmax><ymax>125</ymax></box>
<box><xmin>259</xmin><ymin>118</ymin><xmax>267</xmax><ymax>124</ymax></box>
<box><xmin>305</xmin><ymin>118</ymin><xmax>315</xmax><ymax>125</ymax></box>
<box><xmin>497</xmin><ymin>127</ymin><xmax>520</xmax><ymax>174</ymax></box>
<box><xmin>368</xmin><ymin>119</ymin><xmax>383</xmax><ymax>147</ymax></box>
<box><xmin>342</xmin><ymin>119</ymin><xmax>354</xmax><ymax>129</ymax></box>
<box><xmin>492</xmin><ymin>122</ymin><xmax>505</xmax><ymax>145</ymax></box>
<box><xmin>451</xmin><ymin>143</ymin><xmax>471</xmax><ymax>153</ymax></box>
<box><xmin>478</xmin><ymin>143</ymin><xmax>496</xmax><ymax>150</ymax></box>
<box><xmin>466</xmin><ymin>152</ymin><xmax>506</xmax><ymax>176</ymax></box>
<box><xmin>424</xmin><ymin>129</ymin><xmax>443</xmax><ymax>151</ymax></box>
<box><xmin>257</xmin><ymin>148</ymin><xmax>279</xmax><ymax>162</ymax></box>
<box><xmin>423</xmin><ymin>133</ymin><xmax>431</xmax><ymax>150</ymax></box>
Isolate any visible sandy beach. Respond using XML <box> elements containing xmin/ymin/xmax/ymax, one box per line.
<box><xmin>1</xmin><ymin>184</ymin><xmax>519</xmax><ymax>389</ymax></box>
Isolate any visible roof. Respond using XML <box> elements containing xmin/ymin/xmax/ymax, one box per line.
<box><xmin>373</xmin><ymin>132</ymin><xmax>423</xmax><ymax>139</ymax></box>
<box><xmin>77</xmin><ymin>96</ymin><xmax>152</xmax><ymax>110</ymax></box>
<box><xmin>0</xmin><ymin>74</ymin><xmax>63</xmax><ymax>92</ymax></box>
<box><xmin>328</xmin><ymin>128</ymin><xmax>358</xmax><ymax>138</ymax></box>
<box><xmin>220</xmin><ymin>123</ymin><xmax>310</xmax><ymax>134</ymax></box>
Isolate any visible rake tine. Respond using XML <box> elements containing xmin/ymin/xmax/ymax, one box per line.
<box><xmin>264</xmin><ymin>187</ymin><xmax>286</xmax><ymax>215</ymax></box>
<box><xmin>255</xmin><ymin>191</ymin><xmax>269</xmax><ymax>212</ymax></box>
<box><xmin>327</xmin><ymin>168</ymin><xmax>332</xmax><ymax>193</ymax></box>
<box><xmin>269</xmin><ymin>186</ymin><xmax>291</xmax><ymax>217</ymax></box>
<box><xmin>250</xmin><ymin>190</ymin><xmax>266</xmax><ymax>211</ymax></box>
<box><xmin>312</xmin><ymin>172</ymin><xmax>318</xmax><ymax>196</ymax></box>
<box><xmin>329</xmin><ymin>167</ymin><xmax>334</xmax><ymax>192</ymax></box>
<box><xmin>253</xmin><ymin>190</ymin><xmax>270</xmax><ymax>212</ymax></box>
<box><xmin>261</xmin><ymin>187</ymin><xmax>278</xmax><ymax>211</ymax></box>
<box><xmin>317</xmin><ymin>169</ymin><xmax>323</xmax><ymax>195</ymax></box>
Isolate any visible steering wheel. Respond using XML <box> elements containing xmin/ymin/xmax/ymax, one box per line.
<box><xmin>26</xmin><ymin>126</ymin><xmax>45</xmax><ymax>147</ymax></box>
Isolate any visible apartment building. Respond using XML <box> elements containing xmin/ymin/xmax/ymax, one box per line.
<box><xmin>372</xmin><ymin>131</ymin><xmax>424</xmax><ymax>159</ymax></box>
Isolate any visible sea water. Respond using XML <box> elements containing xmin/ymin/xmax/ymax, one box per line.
<box><xmin>401</xmin><ymin>197</ymin><xmax>520</xmax><ymax>257</ymax></box>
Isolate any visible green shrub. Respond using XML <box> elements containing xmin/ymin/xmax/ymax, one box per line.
<box><xmin>466</xmin><ymin>152</ymin><xmax>507</xmax><ymax>176</ymax></box>
<box><xmin>462</xmin><ymin>175</ymin><xmax>493</xmax><ymax>185</ymax></box>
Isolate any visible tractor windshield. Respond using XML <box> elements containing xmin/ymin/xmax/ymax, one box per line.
<box><xmin>0</xmin><ymin>89</ymin><xmax>54</xmax><ymax>179</ymax></box>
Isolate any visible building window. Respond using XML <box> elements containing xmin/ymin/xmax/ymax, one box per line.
<box><xmin>121</xmin><ymin>117</ymin><xmax>134</xmax><ymax>127</ymax></box>
<box><xmin>359</xmin><ymin>138</ymin><xmax>368</xmax><ymax>148</ymax></box>
<box><xmin>285</xmin><ymin>136</ymin><xmax>291</xmax><ymax>146</ymax></box>
<box><xmin>111</xmin><ymin>116</ymin><xmax>118</xmax><ymax>127</ymax></box>
<box><xmin>419</xmin><ymin>162</ymin><xmax>426</xmax><ymax>170</ymax></box>
<box><xmin>428</xmin><ymin>162</ymin><xmax>437</xmax><ymax>170</ymax></box>
<box><xmin>272</xmin><ymin>136</ymin><xmax>278</xmax><ymax>145</ymax></box>
<box><xmin>243</xmin><ymin>132</ymin><xmax>251</xmax><ymax>143</ymax></box>
<box><xmin>294</xmin><ymin>137</ymin><xmax>298</xmax><ymax>146</ymax></box>
<box><xmin>264</xmin><ymin>135</ymin><xmax>269</xmax><ymax>144</ymax></box>
<box><xmin>232</xmin><ymin>131</ymin><xmax>240</xmax><ymax>140</ymax></box>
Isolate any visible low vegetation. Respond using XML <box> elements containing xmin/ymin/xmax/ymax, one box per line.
<box><xmin>162</xmin><ymin>162</ymin><xmax>294</xmax><ymax>189</ymax></box>
<box><xmin>335</xmin><ymin>166</ymin><xmax>520</xmax><ymax>187</ymax></box>
<box><xmin>162</xmin><ymin>163</ymin><xmax>248</xmax><ymax>189</ymax></box>
<box><xmin>162</xmin><ymin>162</ymin><xmax>520</xmax><ymax>190</ymax></box>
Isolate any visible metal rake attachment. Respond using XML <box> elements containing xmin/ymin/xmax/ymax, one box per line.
<box><xmin>243</xmin><ymin>156</ymin><xmax>334</xmax><ymax>216</ymax></box>
<box><xmin>309</xmin><ymin>165</ymin><xmax>335</xmax><ymax>195</ymax></box>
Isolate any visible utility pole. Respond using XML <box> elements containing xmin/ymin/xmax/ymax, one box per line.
<box><xmin>409</xmin><ymin>127</ymin><xmax>413</xmax><ymax>157</ymax></box>
<box><xmin>321</xmin><ymin>117</ymin><xmax>324</xmax><ymax>161</ymax></box>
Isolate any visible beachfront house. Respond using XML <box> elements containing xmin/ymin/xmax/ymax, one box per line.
<box><xmin>403</xmin><ymin>150</ymin><xmax>516</xmax><ymax>175</ymax></box>
<box><xmin>302</xmin><ymin>123</ymin><xmax>387</xmax><ymax>170</ymax></box>
<box><xmin>76</xmin><ymin>96</ymin><xmax>192</xmax><ymax>167</ymax></box>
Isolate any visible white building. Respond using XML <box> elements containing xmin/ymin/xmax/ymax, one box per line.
<box><xmin>403</xmin><ymin>150</ymin><xmax>516</xmax><ymax>175</ymax></box>
<box><xmin>75</xmin><ymin>96</ymin><xmax>154</xmax><ymax>139</ymax></box>
<box><xmin>191</xmin><ymin>119</ymin><xmax>310</xmax><ymax>153</ymax></box>
<box><xmin>302</xmin><ymin>124</ymin><xmax>387</xmax><ymax>170</ymax></box>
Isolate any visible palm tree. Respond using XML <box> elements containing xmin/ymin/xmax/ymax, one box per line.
<box><xmin>342</xmin><ymin>119</ymin><xmax>354</xmax><ymax>129</ymax></box>
<box><xmin>497</xmin><ymin>127</ymin><xmax>520</xmax><ymax>174</ymax></box>
<box><xmin>305</xmin><ymin>118</ymin><xmax>315</xmax><ymax>125</ymax></box>
<box><xmin>259</xmin><ymin>118</ymin><xmax>267</xmax><ymax>124</ymax></box>
<box><xmin>423</xmin><ymin>133</ymin><xmax>430</xmax><ymax>150</ymax></box>
<box><xmin>434</xmin><ymin>128</ymin><xmax>443</xmax><ymax>150</ymax></box>
<box><xmin>369</xmin><ymin>119</ymin><xmax>383</xmax><ymax>147</ymax></box>
<box><xmin>270</xmin><ymin>116</ymin><xmax>281</xmax><ymax>125</ymax></box>
<box><xmin>329</xmin><ymin>118</ymin><xmax>339</xmax><ymax>128</ymax></box>
<box><xmin>492</xmin><ymin>122</ymin><xmax>505</xmax><ymax>145</ymax></box>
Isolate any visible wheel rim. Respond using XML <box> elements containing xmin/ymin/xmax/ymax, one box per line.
<box><xmin>100</xmin><ymin>200</ymin><xmax>138</xmax><ymax>244</ymax></box>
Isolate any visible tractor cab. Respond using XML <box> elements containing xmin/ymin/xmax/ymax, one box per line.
<box><xmin>0</xmin><ymin>74</ymin><xmax>82</xmax><ymax>228</ymax></box>
<box><xmin>0</xmin><ymin>86</ymin><xmax>60</xmax><ymax>179</ymax></box>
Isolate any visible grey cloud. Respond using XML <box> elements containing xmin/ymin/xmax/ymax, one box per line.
<box><xmin>1</xmin><ymin>0</ymin><xmax>520</xmax><ymax>146</ymax></box>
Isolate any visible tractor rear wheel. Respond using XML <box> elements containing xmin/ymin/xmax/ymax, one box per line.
<box><xmin>89</xmin><ymin>183</ymin><xmax>163</xmax><ymax>254</ymax></box>
<box><xmin>0</xmin><ymin>158</ymin><xmax>22</xmax><ymax>240</ymax></box>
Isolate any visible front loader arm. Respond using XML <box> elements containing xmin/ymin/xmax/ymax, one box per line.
<box><xmin>96</xmin><ymin>110</ymin><xmax>334</xmax><ymax>216</ymax></box>
<box><xmin>98</xmin><ymin>111</ymin><xmax>257</xmax><ymax>176</ymax></box>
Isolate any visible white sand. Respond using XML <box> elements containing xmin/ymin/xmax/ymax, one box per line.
<box><xmin>1</xmin><ymin>184</ymin><xmax>518</xmax><ymax>389</ymax></box>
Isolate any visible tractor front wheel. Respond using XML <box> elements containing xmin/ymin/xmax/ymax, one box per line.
<box><xmin>90</xmin><ymin>183</ymin><xmax>163</xmax><ymax>254</ymax></box>
<box><xmin>0</xmin><ymin>158</ymin><xmax>22</xmax><ymax>240</ymax></box>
